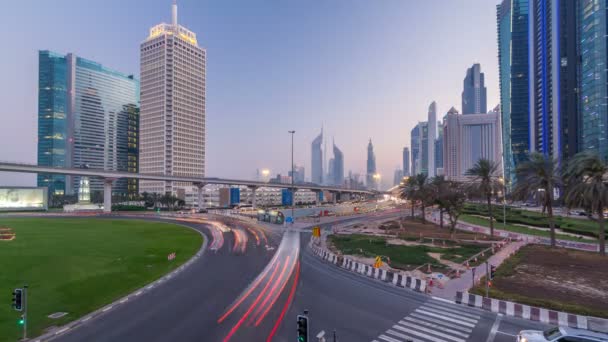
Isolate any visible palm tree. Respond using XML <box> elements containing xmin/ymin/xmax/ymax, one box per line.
<box><xmin>563</xmin><ymin>152</ymin><xmax>607</xmax><ymax>256</ymax></box>
<box><xmin>399</xmin><ymin>176</ymin><xmax>418</xmax><ymax>219</ymax></box>
<box><xmin>512</xmin><ymin>153</ymin><xmax>561</xmax><ymax>248</ymax></box>
<box><xmin>430</xmin><ymin>176</ymin><xmax>448</xmax><ymax>228</ymax></box>
<box><xmin>438</xmin><ymin>181</ymin><xmax>467</xmax><ymax>238</ymax></box>
<box><xmin>466</xmin><ymin>158</ymin><xmax>501</xmax><ymax>236</ymax></box>
<box><xmin>413</xmin><ymin>174</ymin><xmax>430</xmax><ymax>223</ymax></box>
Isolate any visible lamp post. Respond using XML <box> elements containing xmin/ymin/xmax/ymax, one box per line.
<box><xmin>288</xmin><ymin>130</ymin><xmax>295</xmax><ymax>224</ymax></box>
<box><xmin>499</xmin><ymin>177</ymin><xmax>506</xmax><ymax>227</ymax></box>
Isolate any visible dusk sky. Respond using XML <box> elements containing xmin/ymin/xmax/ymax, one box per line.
<box><xmin>0</xmin><ymin>0</ymin><xmax>499</xmax><ymax>187</ymax></box>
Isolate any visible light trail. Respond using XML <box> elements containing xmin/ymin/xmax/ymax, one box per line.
<box><xmin>265</xmin><ymin>261</ymin><xmax>300</xmax><ymax>342</ymax></box>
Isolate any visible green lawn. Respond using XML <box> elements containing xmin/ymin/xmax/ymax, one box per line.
<box><xmin>0</xmin><ymin>218</ymin><xmax>202</xmax><ymax>341</ymax></box>
<box><xmin>460</xmin><ymin>214</ymin><xmax>594</xmax><ymax>242</ymax></box>
<box><xmin>328</xmin><ymin>234</ymin><xmax>487</xmax><ymax>270</ymax></box>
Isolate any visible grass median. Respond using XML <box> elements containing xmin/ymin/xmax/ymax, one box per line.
<box><xmin>0</xmin><ymin>217</ymin><xmax>203</xmax><ymax>341</ymax></box>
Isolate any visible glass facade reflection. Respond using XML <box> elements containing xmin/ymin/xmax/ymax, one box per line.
<box><xmin>37</xmin><ymin>51</ymin><xmax>139</xmax><ymax>196</ymax></box>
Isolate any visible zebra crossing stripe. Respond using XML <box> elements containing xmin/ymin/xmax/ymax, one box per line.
<box><xmin>378</xmin><ymin>334</ymin><xmax>402</xmax><ymax>342</ymax></box>
<box><xmin>414</xmin><ymin>309</ymin><xmax>476</xmax><ymax>328</ymax></box>
<box><xmin>391</xmin><ymin>324</ymin><xmax>453</xmax><ymax>342</ymax></box>
<box><xmin>396</xmin><ymin>321</ymin><xmax>466</xmax><ymax>342</ymax></box>
<box><xmin>409</xmin><ymin>313</ymin><xmax>473</xmax><ymax>333</ymax></box>
<box><xmin>402</xmin><ymin>317</ymin><xmax>470</xmax><ymax>338</ymax></box>
<box><xmin>422</xmin><ymin>303</ymin><xmax>481</xmax><ymax>320</ymax></box>
<box><xmin>416</xmin><ymin>307</ymin><xmax>479</xmax><ymax>323</ymax></box>
<box><xmin>386</xmin><ymin>329</ymin><xmax>424</xmax><ymax>342</ymax></box>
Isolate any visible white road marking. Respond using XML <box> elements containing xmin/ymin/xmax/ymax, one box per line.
<box><xmin>402</xmin><ymin>317</ymin><xmax>470</xmax><ymax>338</ymax></box>
<box><xmin>396</xmin><ymin>321</ymin><xmax>466</xmax><ymax>342</ymax></box>
<box><xmin>484</xmin><ymin>314</ymin><xmax>503</xmax><ymax>342</ymax></box>
<box><xmin>415</xmin><ymin>309</ymin><xmax>476</xmax><ymax>327</ymax></box>
<box><xmin>416</xmin><ymin>307</ymin><xmax>478</xmax><ymax>323</ymax></box>
<box><xmin>409</xmin><ymin>313</ymin><xmax>473</xmax><ymax>333</ymax></box>
<box><xmin>386</xmin><ymin>329</ymin><xmax>425</xmax><ymax>342</ymax></box>
<box><xmin>378</xmin><ymin>334</ymin><xmax>403</xmax><ymax>342</ymax></box>
<box><xmin>391</xmin><ymin>324</ymin><xmax>449</xmax><ymax>342</ymax></box>
<box><xmin>102</xmin><ymin>306</ymin><xmax>113</xmax><ymax>312</ymax></box>
<box><xmin>81</xmin><ymin>316</ymin><xmax>92</xmax><ymax>322</ymax></box>
<box><xmin>422</xmin><ymin>303</ymin><xmax>481</xmax><ymax>320</ymax></box>
<box><xmin>496</xmin><ymin>331</ymin><xmax>516</xmax><ymax>337</ymax></box>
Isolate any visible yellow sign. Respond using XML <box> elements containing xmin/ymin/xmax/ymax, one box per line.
<box><xmin>374</xmin><ymin>256</ymin><xmax>383</xmax><ymax>268</ymax></box>
<box><xmin>312</xmin><ymin>227</ymin><xmax>321</xmax><ymax>237</ymax></box>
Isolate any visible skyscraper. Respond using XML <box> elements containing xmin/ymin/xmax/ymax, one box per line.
<box><xmin>402</xmin><ymin>147</ymin><xmax>410</xmax><ymax>177</ymax></box>
<box><xmin>393</xmin><ymin>168</ymin><xmax>404</xmax><ymax>186</ymax></box>
<box><xmin>497</xmin><ymin>0</ymin><xmax>530</xmax><ymax>184</ymax></box>
<box><xmin>435</xmin><ymin>123</ymin><xmax>444</xmax><ymax>175</ymax></box>
<box><xmin>37</xmin><ymin>51</ymin><xmax>139</xmax><ymax>196</ymax></box>
<box><xmin>366</xmin><ymin>139</ymin><xmax>377</xmax><ymax>188</ymax></box>
<box><xmin>427</xmin><ymin>102</ymin><xmax>437</xmax><ymax>177</ymax></box>
<box><xmin>333</xmin><ymin>141</ymin><xmax>344</xmax><ymax>186</ymax></box>
<box><xmin>420</xmin><ymin>122</ymin><xmax>429</xmax><ymax>176</ymax></box>
<box><xmin>443</xmin><ymin>107</ymin><xmax>503</xmax><ymax>181</ymax></box>
<box><xmin>311</xmin><ymin>129</ymin><xmax>323</xmax><ymax>184</ymax></box>
<box><xmin>411</xmin><ymin>126</ymin><xmax>420</xmax><ymax>176</ymax></box>
<box><xmin>579</xmin><ymin>0</ymin><xmax>607</xmax><ymax>160</ymax></box>
<box><xmin>327</xmin><ymin>158</ymin><xmax>335</xmax><ymax>185</ymax></box>
<box><xmin>462</xmin><ymin>63</ymin><xmax>487</xmax><ymax>114</ymax></box>
<box><xmin>139</xmin><ymin>2</ymin><xmax>206</xmax><ymax>195</ymax></box>
<box><xmin>529</xmin><ymin>0</ymin><xmax>579</xmax><ymax>162</ymax></box>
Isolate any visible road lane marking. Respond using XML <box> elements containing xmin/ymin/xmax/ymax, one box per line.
<box><xmin>415</xmin><ymin>309</ymin><xmax>477</xmax><ymax>327</ymax></box>
<box><xmin>484</xmin><ymin>314</ymin><xmax>503</xmax><ymax>342</ymax></box>
<box><xmin>102</xmin><ymin>306</ymin><xmax>113</xmax><ymax>312</ymax></box>
<box><xmin>421</xmin><ymin>303</ymin><xmax>481</xmax><ymax>320</ymax></box>
<box><xmin>378</xmin><ymin>334</ymin><xmax>403</xmax><ymax>342</ymax></box>
<box><xmin>415</xmin><ymin>307</ymin><xmax>478</xmax><ymax>323</ymax></box>
<box><xmin>396</xmin><ymin>321</ymin><xmax>466</xmax><ymax>342</ymax></box>
<box><xmin>386</xmin><ymin>329</ymin><xmax>424</xmax><ymax>342</ymax></box>
<box><xmin>391</xmin><ymin>324</ymin><xmax>449</xmax><ymax>342</ymax></box>
<box><xmin>402</xmin><ymin>317</ymin><xmax>470</xmax><ymax>338</ymax></box>
<box><xmin>496</xmin><ymin>331</ymin><xmax>516</xmax><ymax>337</ymax></box>
<box><xmin>409</xmin><ymin>313</ymin><xmax>473</xmax><ymax>333</ymax></box>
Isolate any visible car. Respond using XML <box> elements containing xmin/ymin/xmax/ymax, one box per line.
<box><xmin>517</xmin><ymin>326</ymin><xmax>608</xmax><ymax>342</ymax></box>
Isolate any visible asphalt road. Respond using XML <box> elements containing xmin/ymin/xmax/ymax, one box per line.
<box><xmin>54</xmin><ymin>216</ymin><xmax>287</xmax><ymax>342</ymax></box>
<box><xmin>52</xmin><ymin>212</ymin><xmax>551</xmax><ymax>342</ymax></box>
<box><xmin>272</xmin><ymin>220</ymin><xmax>551</xmax><ymax>342</ymax></box>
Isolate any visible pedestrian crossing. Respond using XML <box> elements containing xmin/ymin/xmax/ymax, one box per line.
<box><xmin>372</xmin><ymin>299</ymin><xmax>481</xmax><ymax>342</ymax></box>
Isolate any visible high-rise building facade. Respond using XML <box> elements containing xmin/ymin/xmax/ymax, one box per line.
<box><xmin>288</xmin><ymin>165</ymin><xmax>305</xmax><ymax>184</ymax></box>
<box><xmin>443</xmin><ymin>107</ymin><xmax>503</xmax><ymax>181</ymax></box>
<box><xmin>333</xmin><ymin>142</ymin><xmax>344</xmax><ymax>186</ymax></box>
<box><xmin>579</xmin><ymin>0</ymin><xmax>608</xmax><ymax>160</ymax></box>
<box><xmin>420</xmin><ymin>122</ymin><xmax>429</xmax><ymax>176</ymax></box>
<box><xmin>402</xmin><ymin>147</ymin><xmax>410</xmax><ymax>177</ymax></box>
<box><xmin>393</xmin><ymin>169</ymin><xmax>404</xmax><ymax>186</ymax></box>
<box><xmin>366</xmin><ymin>139</ymin><xmax>377</xmax><ymax>188</ymax></box>
<box><xmin>139</xmin><ymin>2</ymin><xmax>206</xmax><ymax>195</ymax></box>
<box><xmin>37</xmin><ymin>51</ymin><xmax>139</xmax><ymax>196</ymax></box>
<box><xmin>427</xmin><ymin>102</ymin><xmax>437</xmax><ymax>177</ymax></box>
<box><xmin>497</xmin><ymin>0</ymin><xmax>530</xmax><ymax>184</ymax></box>
<box><xmin>529</xmin><ymin>0</ymin><xmax>579</xmax><ymax>162</ymax></box>
<box><xmin>411</xmin><ymin>126</ymin><xmax>420</xmax><ymax>176</ymax></box>
<box><xmin>311</xmin><ymin>129</ymin><xmax>323</xmax><ymax>184</ymax></box>
<box><xmin>462</xmin><ymin>63</ymin><xmax>487</xmax><ymax>114</ymax></box>
<box><xmin>435</xmin><ymin>123</ymin><xmax>444</xmax><ymax>175</ymax></box>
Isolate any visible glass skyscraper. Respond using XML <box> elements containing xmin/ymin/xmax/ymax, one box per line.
<box><xmin>579</xmin><ymin>0</ymin><xmax>608</xmax><ymax>160</ymax></box>
<box><xmin>497</xmin><ymin>0</ymin><xmax>530</xmax><ymax>184</ymax></box>
<box><xmin>37</xmin><ymin>51</ymin><xmax>140</xmax><ymax>196</ymax></box>
<box><xmin>410</xmin><ymin>125</ymin><xmax>420</xmax><ymax>176</ymax></box>
<box><xmin>311</xmin><ymin>129</ymin><xmax>323</xmax><ymax>185</ymax></box>
<box><xmin>462</xmin><ymin>63</ymin><xmax>487</xmax><ymax>115</ymax></box>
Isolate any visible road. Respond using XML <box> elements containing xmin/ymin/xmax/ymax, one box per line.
<box><xmin>52</xmin><ymin>211</ymin><xmax>550</xmax><ymax>342</ymax></box>
<box><xmin>273</xmin><ymin>221</ymin><xmax>550</xmax><ymax>342</ymax></box>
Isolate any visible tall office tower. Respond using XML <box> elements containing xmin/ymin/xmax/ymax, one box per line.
<box><xmin>311</xmin><ymin>129</ymin><xmax>323</xmax><ymax>184</ymax></box>
<box><xmin>419</xmin><ymin>122</ymin><xmax>429</xmax><ymax>176</ymax></box>
<box><xmin>427</xmin><ymin>102</ymin><xmax>437</xmax><ymax>177</ymax></box>
<box><xmin>139</xmin><ymin>2</ymin><xmax>206</xmax><ymax>195</ymax></box>
<box><xmin>327</xmin><ymin>158</ymin><xmax>335</xmax><ymax>185</ymax></box>
<box><xmin>411</xmin><ymin>126</ymin><xmax>420</xmax><ymax>175</ymax></box>
<box><xmin>529</xmin><ymin>0</ymin><xmax>579</xmax><ymax>162</ymax></box>
<box><xmin>366</xmin><ymin>139</ymin><xmax>377</xmax><ymax>188</ymax></box>
<box><xmin>443</xmin><ymin>107</ymin><xmax>503</xmax><ymax>181</ymax></box>
<box><xmin>497</xmin><ymin>0</ymin><xmax>530</xmax><ymax>184</ymax></box>
<box><xmin>333</xmin><ymin>142</ymin><xmax>344</xmax><ymax>186</ymax></box>
<box><xmin>402</xmin><ymin>147</ymin><xmax>410</xmax><ymax>177</ymax></box>
<box><xmin>462</xmin><ymin>64</ymin><xmax>487</xmax><ymax>114</ymax></box>
<box><xmin>579</xmin><ymin>0</ymin><xmax>607</xmax><ymax>160</ymax></box>
<box><xmin>435</xmin><ymin>123</ymin><xmax>444</xmax><ymax>176</ymax></box>
<box><xmin>393</xmin><ymin>169</ymin><xmax>404</xmax><ymax>186</ymax></box>
<box><xmin>288</xmin><ymin>165</ymin><xmax>305</xmax><ymax>184</ymax></box>
<box><xmin>37</xmin><ymin>51</ymin><xmax>139</xmax><ymax>196</ymax></box>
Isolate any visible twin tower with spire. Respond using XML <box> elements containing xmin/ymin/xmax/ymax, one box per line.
<box><xmin>310</xmin><ymin>128</ymin><xmax>344</xmax><ymax>187</ymax></box>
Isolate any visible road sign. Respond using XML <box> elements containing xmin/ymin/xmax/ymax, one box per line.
<box><xmin>286</xmin><ymin>217</ymin><xmax>293</xmax><ymax>223</ymax></box>
<box><xmin>312</xmin><ymin>227</ymin><xmax>321</xmax><ymax>237</ymax></box>
<box><xmin>373</xmin><ymin>256</ymin><xmax>382</xmax><ymax>268</ymax></box>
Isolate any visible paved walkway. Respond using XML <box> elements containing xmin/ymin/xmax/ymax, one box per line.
<box><xmin>430</xmin><ymin>240</ymin><xmax>527</xmax><ymax>300</ymax></box>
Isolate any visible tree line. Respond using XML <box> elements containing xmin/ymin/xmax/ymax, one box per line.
<box><xmin>399</xmin><ymin>151</ymin><xmax>607</xmax><ymax>257</ymax></box>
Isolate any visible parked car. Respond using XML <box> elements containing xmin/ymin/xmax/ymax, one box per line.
<box><xmin>517</xmin><ymin>326</ymin><xmax>608</xmax><ymax>342</ymax></box>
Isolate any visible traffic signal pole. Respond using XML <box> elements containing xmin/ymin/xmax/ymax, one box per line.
<box><xmin>485</xmin><ymin>262</ymin><xmax>489</xmax><ymax>298</ymax></box>
<box><xmin>22</xmin><ymin>285</ymin><xmax>28</xmax><ymax>340</ymax></box>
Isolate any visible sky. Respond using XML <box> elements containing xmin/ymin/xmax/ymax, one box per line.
<box><xmin>0</xmin><ymin>0</ymin><xmax>499</xmax><ymax>188</ymax></box>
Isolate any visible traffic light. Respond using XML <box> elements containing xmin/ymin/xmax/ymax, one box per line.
<box><xmin>12</xmin><ymin>289</ymin><xmax>23</xmax><ymax>311</ymax></box>
<box><xmin>18</xmin><ymin>315</ymin><xmax>25</xmax><ymax>325</ymax></box>
<box><xmin>297</xmin><ymin>315</ymin><xmax>309</xmax><ymax>342</ymax></box>
<box><xmin>490</xmin><ymin>265</ymin><xmax>497</xmax><ymax>280</ymax></box>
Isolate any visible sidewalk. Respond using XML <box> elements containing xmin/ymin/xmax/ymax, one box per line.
<box><xmin>430</xmin><ymin>240</ymin><xmax>527</xmax><ymax>299</ymax></box>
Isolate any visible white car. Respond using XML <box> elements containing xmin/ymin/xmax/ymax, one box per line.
<box><xmin>518</xmin><ymin>327</ymin><xmax>608</xmax><ymax>342</ymax></box>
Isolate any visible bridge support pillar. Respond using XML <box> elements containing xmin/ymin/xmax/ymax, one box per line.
<box><xmin>250</xmin><ymin>186</ymin><xmax>258</xmax><ymax>209</ymax></box>
<box><xmin>313</xmin><ymin>190</ymin><xmax>322</xmax><ymax>206</ymax></box>
<box><xmin>103</xmin><ymin>178</ymin><xmax>114</xmax><ymax>213</ymax></box>
<box><xmin>195</xmin><ymin>183</ymin><xmax>206</xmax><ymax>211</ymax></box>
<box><xmin>332</xmin><ymin>192</ymin><xmax>338</xmax><ymax>205</ymax></box>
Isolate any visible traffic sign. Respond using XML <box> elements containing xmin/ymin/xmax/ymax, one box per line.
<box><xmin>373</xmin><ymin>256</ymin><xmax>382</xmax><ymax>268</ymax></box>
<box><xmin>286</xmin><ymin>217</ymin><xmax>293</xmax><ymax>223</ymax></box>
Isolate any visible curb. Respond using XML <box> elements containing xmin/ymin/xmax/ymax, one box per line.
<box><xmin>309</xmin><ymin>241</ymin><xmax>427</xmax><ymax>293</ymax></box>
<box><xmin>32</xmin><ymin>221</ymin><xmax>209</xmax><ymax>342</ymax></box>
<box><xmin>455</xmin><ymin>291</ymin><xmax>608</xmax><ymax>333</ymax></box>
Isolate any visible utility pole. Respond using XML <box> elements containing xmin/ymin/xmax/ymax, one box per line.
<box><xmin>289</xmin><ymin>130</ymin><xmax>296</xmax><ymax>224</ymax></box>
<box><xmin>485</xmin><ymin>262</ymin><xmax>489</xmax><ymax>298</ymax></box>
<box><xmin>23</xmin><ymin>285</ymin><xmax>28</xmax><ymax>340</ymax></box>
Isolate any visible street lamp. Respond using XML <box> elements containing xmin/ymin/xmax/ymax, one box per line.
<box><xmin>373</xmin><ymin>173</ymin><xmax>381</xmax><ymax>191</ymax></box>
<box><xmin>288</xmin><ymin>130</ymin><xmax>295</xmax><ymax>224</ymax></box>
<box><xmin>261</xmin><ymin>169</ymin><xmax>270</xmax><ymax>182</ymax></box>
<box><xmin>499</xmin><ymin>177</ymin><xmax>506</xmax><ymax>227</ymax></box>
